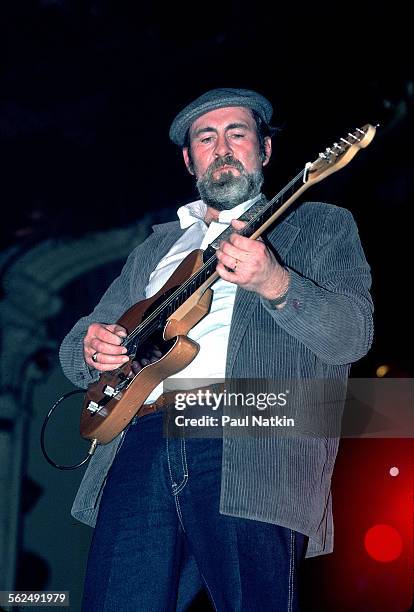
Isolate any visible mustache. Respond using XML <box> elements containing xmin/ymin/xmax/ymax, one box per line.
<box><xmin>207</xmin><ymin>155</ymin><xmax>245</xmax><ymax>175</ymax></box>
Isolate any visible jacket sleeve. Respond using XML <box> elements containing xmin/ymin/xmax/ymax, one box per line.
<box><xmin>261</xmin><ymin>206</ymin><xmax>373</xmax><ymax>365</ymax></box>
<box><xmin>59</xmin><ymin>244</ymin><xmax>147</xmax><ymax>389</ymax></box>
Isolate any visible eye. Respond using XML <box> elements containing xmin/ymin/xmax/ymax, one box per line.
<box><xmin>200</xmin><ymin>136</ymin><xmax>214</xmax><ymax>144</ymax></box>
<box><xmin>231</xmin><ymin>133</ymin><xmax>245</xmax><ymax>139</ymax></box>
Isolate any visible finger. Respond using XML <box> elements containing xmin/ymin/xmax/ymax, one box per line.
<box><xmin>228</xmin><ymin>231</ymin><xmax>256</xmax><ymax>250</ymax></box>
<box><xmin>131</xmin><ymin>360</ymin><xmax>142</xmax><ymax>374</ymax></box>
<box><xmin>230</xmin><ymin>234</ymin><xmax>269</xmax><ymax>262</ymax></box>
<box><xmin>91</xmin><ymin>361</ymin><xmax>128</xmax><ymax>372</ymax></box>
<box><xmin>89</xmin><ymin>339</ymin><xmax>128</xmax><ymax>356</ymax></box>
<box><xmin>86</xmin><ymin>322</ymin><xmax>124</xmax><ymax>342</ymax></box>
<box><xmin>146</xmin><ymin>344</ymin><xmax>162</xmax><ymax>358</ymax></box>
<box><xmin>85</xmin><ymin>330</ymin><xmax>123</xmax><ymax>351</ymax></box>
<box><xmin>90</xmin><ymin>351</ymin><xmax>130</xmax><ymax>365</ymax></box>
<box><xmin>219</xmin><ymin>241</ymin><xmax>249</xmax><ymax>262</ymax></box>
<box><xmin>216</xmin><ymin>262</ymin><xmax>240</xmax><ymax>283</ymax></box>
<box><xmin>95</xmin><ymin>352</ymin><xmax>128</xmax><ymax>370</ymax></box>
<box><xmin>216</xmin><ymin>250</ymin><xmax>239</xmax><ymax>271</ymax></box>
<box><xmin>105</xmin><ymin>324</ymin><xmax>128</xmax><ymax>338</ymax></box>
<box><xmin>98</xmin><ymin>326</ymin><xmax>126</xmax><ymax>345</ymax></box>
<box><xmin>230</xmin><ymin>219</ymin><xmax>247</xmax><ymax>230</ymax></box>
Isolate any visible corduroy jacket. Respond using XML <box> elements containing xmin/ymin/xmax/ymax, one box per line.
<box><xmin>59</xmin><ymin>201</ymin><xmax>373</xmax><ymax>557</ymax></box>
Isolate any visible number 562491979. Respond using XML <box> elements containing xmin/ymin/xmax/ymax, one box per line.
<box><xmin>0</xmin><ymin>591</ymin><xmax>69</xmax><ymax>607</ymax></box>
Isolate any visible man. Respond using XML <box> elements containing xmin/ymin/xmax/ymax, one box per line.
<box><xmin>60</xmin><ymin>88</ymin><xmax>373</xmax><ymax>611</ymax></box>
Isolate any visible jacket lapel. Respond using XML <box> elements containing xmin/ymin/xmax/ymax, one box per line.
<box><xmin>225</xmin><ymin>218</ymin><xmax>301</xmax><ymax>376</ymax></box>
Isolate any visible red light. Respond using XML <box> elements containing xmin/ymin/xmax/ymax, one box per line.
<box><xmin>364</xmin><ymin>524</ymin><xmax>403</xmax><ymax>562</ymax></box>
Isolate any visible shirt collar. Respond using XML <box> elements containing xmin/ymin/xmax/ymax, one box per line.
<box><xmin>177</xmin><ymin>200</ymin><xmax>207</xmax><ymax>229</ymax></box>
<box><xmin>177</xmin><ymin>194</ymin><xmax>262</xmax><ymax>230</ymax></box>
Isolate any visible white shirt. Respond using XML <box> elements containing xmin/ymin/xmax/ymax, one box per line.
<box><xmin>144</xmin><ymin>195</ymin><xmax>261</xmax><ymax>403</ymax></box>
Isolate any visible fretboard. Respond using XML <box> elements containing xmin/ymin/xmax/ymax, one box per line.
<box><xmin>124</xmin><ymin>167</ymin><xmax>306</xmax><ymax>350</ymax></box>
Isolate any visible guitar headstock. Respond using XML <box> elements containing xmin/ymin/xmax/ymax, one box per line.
<box><xmin>306</xmin><ymin>124</ymin><xmax>377</xmax><ymax>185</ymax></box>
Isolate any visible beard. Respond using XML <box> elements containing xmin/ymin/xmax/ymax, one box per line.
<box><xmin>195</xmin><ymin>155</ymin><xmax>264</xmax><ymax>211</ymax></box>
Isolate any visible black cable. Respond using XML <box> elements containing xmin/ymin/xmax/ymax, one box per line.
<box><xmin>40</xmin><ymin>389</ymin><xmax>98</xmax><ymax>470</ymax></box>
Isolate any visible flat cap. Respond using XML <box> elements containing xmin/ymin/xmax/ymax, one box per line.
<box><xmin>169</xmin><ymin>87</ymin><xmax>274</xmax><ymax>147</ymax></box>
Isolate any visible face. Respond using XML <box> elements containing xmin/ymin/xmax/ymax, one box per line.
<box><xmin>183</xmin><ymin>107</ymin><xmax>271</xmax><ymax>210</ymax></box>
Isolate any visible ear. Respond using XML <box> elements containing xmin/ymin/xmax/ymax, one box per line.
<box><xmin>262</xmin><ymin>136</ymin><xmax>272</xmax><ymax>167</ymax></box>
<box><xmin>183</xmin><ymin>147</ymin><xmax>195</xmax><ymax>175</ymax></box>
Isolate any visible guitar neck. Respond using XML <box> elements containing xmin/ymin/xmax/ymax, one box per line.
<box><xmin>203</xmin><ymin>168</ymin><xmax>307</xmax><ymax>261</ymax></box>
<box><xmin>140</xmin><ymin>169</ymin><xmax>309</xmax><ymax>327</ymax></box>
<box><xmin>127</xmin><ymin>122</ymin><xmax>377</xmax><ymax>347</ymax></box>
<box><xmin>129</xmin><ymin>168</ymin><xmax>310</xmax><ymax>348</ymax></box>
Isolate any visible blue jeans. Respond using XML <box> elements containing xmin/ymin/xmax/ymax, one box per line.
<box><xmin>82</xmin><ymin>411</ymin><xmax>307</xmax><ymax>611</ymax></box>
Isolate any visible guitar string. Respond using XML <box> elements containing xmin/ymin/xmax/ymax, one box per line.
<box><xmin>123</xmin><ymin>167</ymin><xmax>306</xmax><ymax>350</ymax></box>
<box><xmin>126</xmin><ymin>168</ymin><xmax>306</xmax><ymax>348</ymax></box>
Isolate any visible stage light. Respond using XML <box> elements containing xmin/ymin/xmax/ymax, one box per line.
<box><xmin>376</xmin><ymin>364</ymin><xmax>390</xmax><ymax>377</ymax></box>
<box><xmin>364</xmin><ymin>524</ymin><xmax>403</xmax><ymax>562</ymax></box>
<box><xmin>313</xmin><ymin>440</ymin><xmax>414</xmax><ymax>611</ymax></box>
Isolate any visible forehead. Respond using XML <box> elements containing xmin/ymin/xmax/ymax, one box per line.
<box><xmin>189</xmin><ymin>106</ymin><xmax>255</xmax><ymax>135</ymax></box>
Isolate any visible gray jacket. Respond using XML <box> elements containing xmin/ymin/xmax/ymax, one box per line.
<box><xmin>59</xmin><ymin>201</ymin><xmax>373</xmax><ymax>557</ymax></box>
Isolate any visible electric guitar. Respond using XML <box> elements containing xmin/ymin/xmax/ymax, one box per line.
<box><xmin>80</xmin><ymin>124</ymin><xmax>376</xmax><ymax>444</ymax></box>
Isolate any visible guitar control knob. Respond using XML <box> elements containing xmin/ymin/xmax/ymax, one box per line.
<box><xmin>87</xmin><ymin>401</ymin><xmax>100</xmax><ymax>413</ymax></box>
<box><xmin>103</xmin><ymin>385</ymin><xmax>116</xmax><ymax>397</ymax></box>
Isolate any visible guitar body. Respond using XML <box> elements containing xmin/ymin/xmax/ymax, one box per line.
<box><xmin>80</xmin><ymin>249</ymin><xmax>213</xmax><ymax>443</ymax></box>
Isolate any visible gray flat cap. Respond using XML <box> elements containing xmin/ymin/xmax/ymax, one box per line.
<box><xmin>169</xmin><ymin>87</ymin><xmax>273</xmax><ymax>147</ymax></box>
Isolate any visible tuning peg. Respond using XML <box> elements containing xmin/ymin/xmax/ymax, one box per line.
<box><xmin>330</xmin><ymin>147</ymin><xmax>342</xmax><ymax>158</ymax></box>
<box><xmin>348</xmin><ymin>132</ymin><xmax>359</xmax><ymax>141</ymax></box>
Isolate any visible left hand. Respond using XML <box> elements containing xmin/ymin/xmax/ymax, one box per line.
<box><xmin>215</xmin><ymin>219</ymin><xmax>289</xmax><ymax>299</ymax></box>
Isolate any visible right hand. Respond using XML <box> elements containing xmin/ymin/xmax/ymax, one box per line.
<box><xmin>84</xmin><ymin>323</ymin><xmax>129</xmax><ymax>371</ymax></box>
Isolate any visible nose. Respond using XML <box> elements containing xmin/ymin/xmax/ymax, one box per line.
<box><xmin>214</xmin><ymin>133</ymin><xmax>232</xmax><ymax>158</ymax></box>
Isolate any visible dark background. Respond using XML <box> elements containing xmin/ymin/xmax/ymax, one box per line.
<box><xmin>1</xmin><ymin>0</ymin><xmax>412</xmax><ymax>375</ymax></box>
<box><xmin>1</xmin><ymin>1</ymin><xmax>413</xmax><ymax>610</ymax></box>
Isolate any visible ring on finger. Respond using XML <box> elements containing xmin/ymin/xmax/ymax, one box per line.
<box><xmin>92</xmin><ymin>351</ymin><xmax>99</xmax><ymax>363</ymax></box>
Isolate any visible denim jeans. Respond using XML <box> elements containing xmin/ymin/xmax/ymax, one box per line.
<box><xmin>82</xmin><ymin>411</ymin><xmax>307</xmax><ymax>611</ymax></box>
